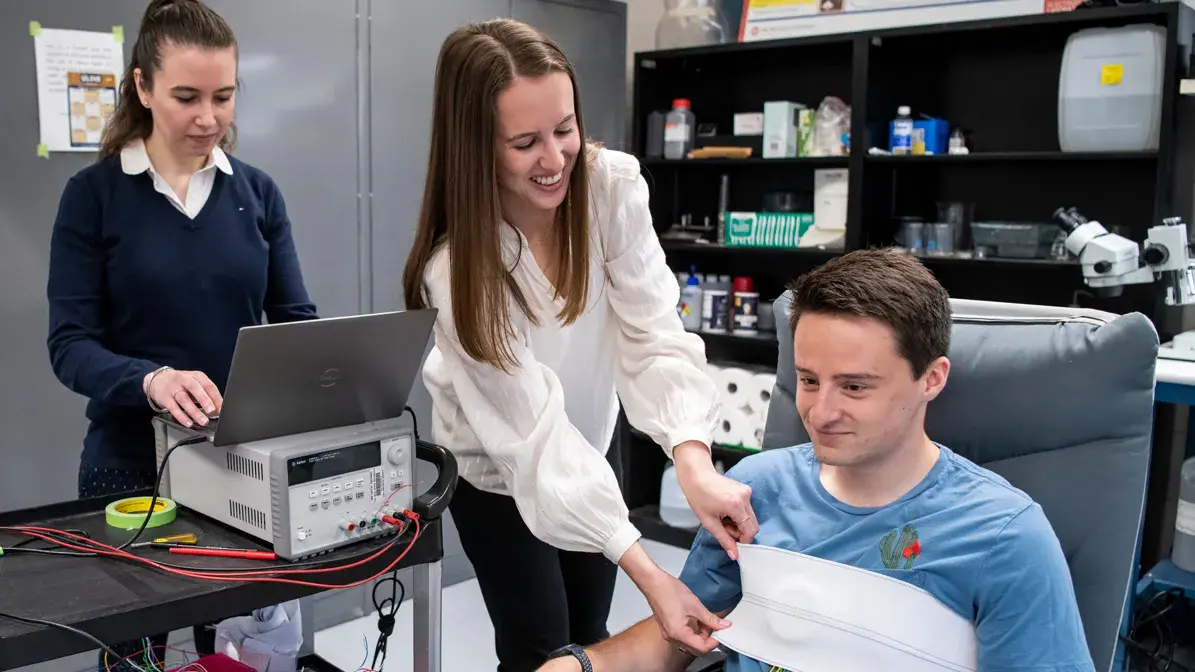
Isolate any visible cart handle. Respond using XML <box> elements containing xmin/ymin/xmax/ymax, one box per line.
<box><xmin>414</xmin><ymin>440</ymin><xmax>457</xmax><ymax>521</ymax></box>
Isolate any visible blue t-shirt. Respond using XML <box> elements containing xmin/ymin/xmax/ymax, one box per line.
<box><xmin>679</xmin><ymin>444</ymin><xmax>1095</xmax><ymax>672</ymax></box>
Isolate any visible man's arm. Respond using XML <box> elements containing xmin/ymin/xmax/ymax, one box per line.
<box><xmin>974</xmin><ymin>503</ymin><xmax>1095</xmax><ymax>671</ymax></box>
<box><xmin>536</xmin><ymin>617</ymin><xmax>697</xmax><ymax>672</ymax></box>
<box><xmin>538</xmin><ymin>455</ymin><xmax>773</xmax><ymax>672</ymax></box>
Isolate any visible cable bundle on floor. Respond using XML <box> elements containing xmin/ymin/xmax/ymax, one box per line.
<box><xmin>1121</xmin><ymin>587</ymin><xmax>1193</xmax><ymax>672</ymax></box>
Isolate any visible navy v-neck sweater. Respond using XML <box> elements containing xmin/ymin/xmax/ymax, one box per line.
<box><xmin>47</xmin><ymin>154</ymin><xmax>319</xmax><ymax>470</ymax></box>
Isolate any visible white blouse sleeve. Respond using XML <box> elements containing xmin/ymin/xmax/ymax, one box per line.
<box><xmin>421</xmin><ymin>251</ymin><xmax>641</xmax><ymax>563</ymax></box>
<box><xmin>601</xmin><ymin>152</ymin><xmax>722</xmax><ymax>456</ymax></box>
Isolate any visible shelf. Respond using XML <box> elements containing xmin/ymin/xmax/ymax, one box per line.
<box><xmin>871</xmin><ymin>3</ymin><xmax>1175</xmax><ymax>40</ymax></box>
<box><xmin>1137</xmin><ymin>557</ymin><xmax>1195</xmax><ymax>600</ymax></box>
<box><xmin>630</xmin><ymin>505</ymin><xmax>698</xmax><ymax>549</ymax></box>
<box><xmin>661</xmin><ymin>241</ymin><xmax>843</xmax><ymax>259</ymax></box>
<box><xmin>642</xmin><ymin>157</ymin><xmax>850</xmax><ymax>167</ymax></box>
<box><xmin>690</xmin><ymin>329</ymin><xmax>779</xmax><ymax>347</ymax></box>
<box><xmin>636</xmin><ymin>4</ymin><xmax>1176</xmax><ymax>61</ymax></box>
<box><xmin>909</xmin><ymin>253</ymin><xmax>1079</xmax><ymax>267</ymax></box>
<box><xmin>866</xmin><ymin>150</ymin><xmax>1157</xmax><ymax>163</ymax></box>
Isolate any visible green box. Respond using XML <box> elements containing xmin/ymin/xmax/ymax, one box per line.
<box><xmin>724</xmin><ymin>211</ymin><xmax>815</xmax><ymax>248</ymax></box>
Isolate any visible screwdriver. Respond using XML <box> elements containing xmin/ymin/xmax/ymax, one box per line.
<box><xmin>129</xmin><ymin>533</ymin><xmax>198</xmax><ymax>549</ymax></box>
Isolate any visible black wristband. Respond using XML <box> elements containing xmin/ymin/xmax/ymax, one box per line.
<box><xmin>548</xmin><ymin>644</ymin><xmax>593</xmax><ymax>672</ymax></box>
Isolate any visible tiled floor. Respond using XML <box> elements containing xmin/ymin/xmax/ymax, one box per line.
<box><xmin>10</xmin><ymin>540</ymin><xmax>690</xmax><ymax>672</ymax></box>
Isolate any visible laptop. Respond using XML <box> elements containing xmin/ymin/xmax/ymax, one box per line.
<box><xmin>170</xmin><ymin>308</ymin><xmax>437</xmax><ymax>447</ymax></box>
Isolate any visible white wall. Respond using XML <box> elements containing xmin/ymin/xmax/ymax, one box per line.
<box><xmin>622</xmin><ymin>0</ymin><xmax>666</xmax><ymax>143</ymax></box>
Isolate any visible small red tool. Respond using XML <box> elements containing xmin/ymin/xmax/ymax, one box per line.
<box><xmin>169</xmin><ymin>546</ymin><xmax>277</xmax><ymax>561</ymax></box>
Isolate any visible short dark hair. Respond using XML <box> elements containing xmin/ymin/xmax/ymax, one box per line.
<box><xmin>786</xmin><ymin>248</ymin><xmax>951</xmax><ymax>378</ymax></box>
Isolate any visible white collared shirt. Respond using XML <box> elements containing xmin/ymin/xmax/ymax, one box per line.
<box><xmin>120</xmin><ymin>138</ymin><xmax>233</xmax><ymax>219</ymax></box>
<box><xmin>420</xmin><ymin>148</ymin><xmax>721</xmax><ymax>563</ymax></box>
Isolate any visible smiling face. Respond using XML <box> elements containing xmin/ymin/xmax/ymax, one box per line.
<box><xmin>794</xmin><ymin>311</ymin><xmax>949</xmax><ymax>468</ymax></box>
<box><xmin>136</xmin><ymin>42</ymin><xmax>237</xmax><ymax>160</ymax></box>
<box><xmin>494</xmin><ymin>71</ymin><xmax>581</xmax><ymax>218</ymax></box>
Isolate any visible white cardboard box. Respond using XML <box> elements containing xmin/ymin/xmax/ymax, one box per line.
<box><xmin>763</xmin><ymin>102</ymin><xmax>801</xmax><ymax>158</ymax></box>
<box><xmin>735</xmin><ymin>112</ymin><xmax>764</xmax><ymax>136</ymax></box>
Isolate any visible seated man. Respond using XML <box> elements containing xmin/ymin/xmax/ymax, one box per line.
<box><xmin>539</xmin><ymin>248</ymin><xmax>1095</xmax><ymax>672</ymax></box>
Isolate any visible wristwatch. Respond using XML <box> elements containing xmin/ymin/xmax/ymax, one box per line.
<box><xmin>547</xmin><ymin>644</ymin><xmax>593</xmax><ymax>672</ymax></box>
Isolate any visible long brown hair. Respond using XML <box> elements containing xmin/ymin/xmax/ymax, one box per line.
<box><xmin>403</xmin><ymin>19</ymin><xmax>594</xmax><ymax>372</ymax></box>
<box><xmin>99</xmin><ymin>0</ymin><xmax>238</xmax><ymax>159</ymax></box>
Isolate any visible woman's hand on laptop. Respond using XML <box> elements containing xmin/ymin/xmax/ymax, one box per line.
<box><xmin>673</xmin><ymin>441</ymin><xmax>759</xmax><ymax>560</ymax></box>
<box><xmin>144</xmin><ymin>368</ymin><xmax>223</xmax><ymax>428</ymax></box>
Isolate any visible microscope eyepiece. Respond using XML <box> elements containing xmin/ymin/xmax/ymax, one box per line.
<box><xmin>1053</xmin><ymin>207</ymin><xmax>1088</xmax><ymax>233</ymax></box>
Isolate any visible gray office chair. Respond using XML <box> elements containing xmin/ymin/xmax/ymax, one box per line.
<box><xmin>754</xmin><ymin>292</ymin><xmax>1156</xmax><ymax>672</ymax></box>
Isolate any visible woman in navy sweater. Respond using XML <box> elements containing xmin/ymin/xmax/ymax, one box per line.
<box><xmin>48</xmin><ymin>0</ymin><xmax>316</xmax><ymax>491</ymax></box>
<box><xmin>45</xmin><ymin>1</ymin><xmax>316</xmax><ymax>664</ymax></box>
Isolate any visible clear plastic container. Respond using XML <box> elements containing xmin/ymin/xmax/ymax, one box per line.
<box><xmin>970</xmin><ymin>221</ymin><xmax>1057</xmax><ymax>259</ymax></box>
<box><xmin>664</xmin><ymin>99</ymin><xmax>696</xmax><ymax>160</ymax></box>
<box><xmin>659</xmin><ymin>463</ymin><xmax>700</xmax><ymax>530</ymax></box>
<box><xmin>927</xmin><ymin>223</ymin><xmax>954</xmax><ymax>256</ymax></box>
<box><xmin>655</xmin><ymin>0</ymin><xmax>730</xmax><ymax>50</ymax></box>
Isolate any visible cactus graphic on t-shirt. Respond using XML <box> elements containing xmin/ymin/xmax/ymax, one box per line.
<box><xmin>880</xmin><ymin>524</ymin><xmax>922</xmax><ymax>569</ymax></box>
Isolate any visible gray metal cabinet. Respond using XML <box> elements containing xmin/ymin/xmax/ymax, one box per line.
<box><xmin>212</xmin><ymin>0</ymin><xmax>363</xmax><ymax>320</ymax></box>
<box><xmin>0</xmin><ymin>1</ymin><xmax>171</xmax><ymax>514</ymax></box>
<box><xmin>512</xmin><ymin>0</ymin><xmax>628</xmax><ymax>149</ymax></box>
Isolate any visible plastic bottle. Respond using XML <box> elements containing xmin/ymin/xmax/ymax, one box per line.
<box><xmin>1173</xmin><ymin>457</ymin><xmax>1195</xmax><ymax>572</ymax></box>
<box><xmin>892</xmin><ymin>105</ymin><xmax>913</xmax><ymax>156</ymax></box>
<box><xmin>655</xmin><ymin>0</ymin><xmax>730</xmax><ymax>50</ymax></box>
<box><xmin>659</xmin><ymin>463</ymin><xmax>700</xmax><ymax>530</ymax></box>
<box><xmin>679</xmin><ymin>266</ymin><xmax>704</xmax><ymax>331</ymax></box>
<box><xmin>948</xmin><ymin>127</ymin><xmax>968</xmax><ymax>155</ymax></box>
<box><xmin>647</xmin><ymin>110</ymin><xmax>667</xmax><ymax>158</ymax></box>
<box><xmin>732</xmin><ymin>276</ymin><xmax>760</xmax><ymax>335</ymax></box>
<box><xmin>664</xmin><ymin>99</ymin><xmax>696</xmax><ymax>160</ymax></box>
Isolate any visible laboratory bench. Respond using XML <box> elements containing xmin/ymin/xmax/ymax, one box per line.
<box><xmin>0</xmin><ymin>489</ymin><xmax>446</xmax><ymax>672</ymax></box>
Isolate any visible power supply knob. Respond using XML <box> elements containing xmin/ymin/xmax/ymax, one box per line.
<box><xmin>387</xmin><ymin>441</ymin><xmax>408</xmax><ymax>466</ymax></box>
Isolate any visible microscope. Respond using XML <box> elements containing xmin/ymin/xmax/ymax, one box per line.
<box><xmin>1054</xmin><ymin>207</ymin><xmax>1195</xmax><ymax>360</ymax></box>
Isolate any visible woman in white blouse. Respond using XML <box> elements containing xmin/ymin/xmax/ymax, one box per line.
<box><xmin>402</xmin><ymin>19</ymin><xmax>759</xmax><ymax>670</ymax></box>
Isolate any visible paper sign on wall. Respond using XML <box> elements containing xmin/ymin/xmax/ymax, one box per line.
<box><xmin>31</xmin><ymin>26</ymin><xmax>124</xmax><ymax>153</ymax></box>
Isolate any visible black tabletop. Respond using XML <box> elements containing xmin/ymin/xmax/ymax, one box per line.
<box><xmin>0</xmin><ymin>490</ymin><xmax>443</xmax><ymax>670</ymax></box>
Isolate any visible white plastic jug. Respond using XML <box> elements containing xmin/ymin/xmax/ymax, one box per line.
<box><xmin>1058</xmin><ymin>24</ymin><xmax>1164</xmax><ymax>152</ymax></box>
<box><xmin>659</xmin><ymin>463</ymin><xmax>700</xmax><ymax>530</ymax></box>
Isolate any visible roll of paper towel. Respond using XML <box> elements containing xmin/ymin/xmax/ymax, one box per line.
<box><xmin>717</xmin><ymin>407</ymin><xmax>752</xmax><ymax>447</ymax></box>
<box><xmin>717</xmin><ymin>367</ymin><xmax>754</xmax><ymax>409</ymax></box>
<box><xmin>747</xmin><ymin>373</ymin><xmax>776</xmax><ymax>414</ymax></box>
<box><xmin>740</xmin><ymin>422</ymin><xmax>762</xmax><ymax>451</ymax></box>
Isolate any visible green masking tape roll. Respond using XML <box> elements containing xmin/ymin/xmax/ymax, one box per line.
<box><xmin>105</xmin><ymin>496</ymin><xmax>177</xmax><ymax>530</ymax></box>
